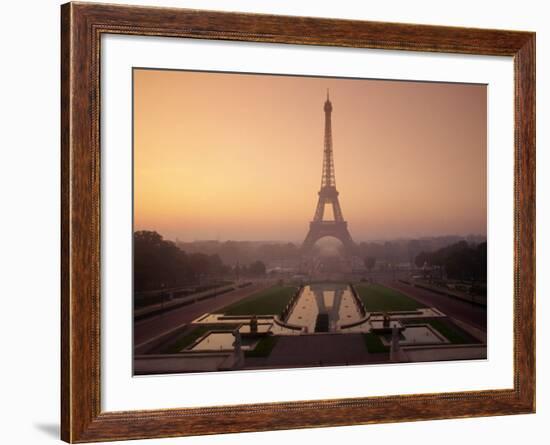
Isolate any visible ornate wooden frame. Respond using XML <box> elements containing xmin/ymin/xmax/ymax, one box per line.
<box><xmin>61</xmin><ymin>2</ymin><xmax>535</xmax><ymax>442</ymax></box>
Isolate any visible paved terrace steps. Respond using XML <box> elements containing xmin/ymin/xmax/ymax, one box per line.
<box><xmin>245</xmin><ymin>333</ymin><xmax>385</xmax><ymax>368</ymax></box>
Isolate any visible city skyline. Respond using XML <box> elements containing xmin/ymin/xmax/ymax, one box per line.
<box><xmin>134</xmin><ymin>69</ymin><xmax>487</xmax><ymax>242</ymax></box>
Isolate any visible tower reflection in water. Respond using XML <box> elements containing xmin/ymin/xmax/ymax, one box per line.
<box><xmin>285</xmin><ymin>284</ymin><xmax>362</xmax><ymax>333</ymax></box>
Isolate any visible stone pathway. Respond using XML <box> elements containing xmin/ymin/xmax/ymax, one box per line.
<box><xmin>248</xmin><ymin>334</ymin><xmax>387</xmax><ymax>369</ymax></box>
<box><xmin>134</xmin><ymin>282</ymin><xmax>272</xmax><ymax>345</ymax></box>
<box><xmin>384</xmin><ymin>280</ymin><xmax>487</xmax><ymax>330</ymax></box>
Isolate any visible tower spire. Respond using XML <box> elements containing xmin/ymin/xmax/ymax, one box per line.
<box><xmin>321</xmin><ymin>90</ymin><xmax>335</xmax><ymax>189</ymax></box>
<box><xmin>317</xmin><ymin>91</ymin><xmax>341</xmax><ymax>219</ymax></box>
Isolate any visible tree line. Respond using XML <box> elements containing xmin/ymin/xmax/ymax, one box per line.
<box><xmin>175</xmin><ymin>236</ymin><xmax>486</xmax><ymax>267</ymax></box>
<box><xmin>414</xmin><ymin>240</ymin><xmax>487</xmax><ymax>282</ymax></box>
<box><xmin>176</xmin><ymin>239</ymin><xmax>301</xmax><ymax>265</ymax></box>
<box><xmin>357</xmin><ymin>235</ymin><xmax>486</xmax><ymax>265</ymax></box>
<box><xmin>134</xmin><ymin>231</ymin><xmax>266</xmax><ymax>292</ymax></box>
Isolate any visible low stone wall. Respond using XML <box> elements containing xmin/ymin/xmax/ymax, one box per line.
<box><xmin>349</xmin><ymin>283</ymin><xmax>367</xmax><ymax>317</ymax></box>
<box><xmin>134</xmin><ymin>323</ymin><xmax>188</xmax><ymax>355</ymax></box>
<box><xmin>279</xmin><ymin>285</ymin><xmax>304</xmax><ymax>322</ymax></box>
<box><xmin>272</xmin><ymin>316</ymin><xmax>304</xmax><ymax>331</ymax></box>
<box><xmin>134</xmin><ymin>285</ymin><xmax>237</xmax><ymax>321</ymax></box>
<box><xmin>339</xmin><ymin>313</ymin><xmax>370</xmax><ymax>330</ymax></box>
<box><xmin>401</xmin><ymin>344</ymin><xmax>487</xmax><ymax>363</ymax></box>
<box><xmin>134</xmin><ymin>352</ymin><xmax>235</xmax><ymax>374</ymax></box>
<box><xmin>219</xmin><ymin>314</ymin><xmax>273</xmax><ymax>320</ymax></box>
<box><xmin>412</xmin><ymin>281</ymin><xmax>487</xmax><ymax>307</ymax></box>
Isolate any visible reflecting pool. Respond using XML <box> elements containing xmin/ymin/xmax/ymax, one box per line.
<box><xmin>189</xmin><ymin>332</ymin><xmax>258</xmax><ymax>352</ymax></box>
<box><xmin>380</xmin><ymin>325</ymin><xmax>447</xmax><ymax>346</ymax></box>
<box><xmin>285</xmin><ymin>284</ymin><xmax>363</xmax><ymax>332</ymax></box>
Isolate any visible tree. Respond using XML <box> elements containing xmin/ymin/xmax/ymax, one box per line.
<box><xmin>247</xmin><ymin>260</ymin><xmax>266</xmax><ymax>276</ymax></box>
<box><xmin>414</xmin><ymin>241</ymin><xmax>487</xmax><ymax>282</ymax></box>
<box><xmin>133</xmin><ymin>231</ymin><xmax>231</xmax><ymax>291</ymax></box>
<box><xmin>415</xmin><ymin>251</ymin><xmax>428</xmax><ymax>268</ymax></box>
<box><xmin>134</xmin><ymin>230</ymin><xmax>188</xmax><ymax>291</ymax></box>
<box><xmin>364</xmin><ymin>256</ymin><xmax>376</xmax><ymax>271</ymax></box>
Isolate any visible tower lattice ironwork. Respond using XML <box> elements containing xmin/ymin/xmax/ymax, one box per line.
<box><xmin>302</xmin><ymin>91</ymin><xmax>356</xmax><ymax>255</ymax></box>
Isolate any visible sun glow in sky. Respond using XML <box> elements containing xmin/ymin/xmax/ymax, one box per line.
<box><xmin>134</xmin><ymin>68</ymin><xmax>487</xmax><ymax>242</ymax></box>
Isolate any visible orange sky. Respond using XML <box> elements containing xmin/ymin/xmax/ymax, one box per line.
<box><xmin>133</xmin><ymin>68</ymin><xmax>487</xmax><ymax>242</ymax></box>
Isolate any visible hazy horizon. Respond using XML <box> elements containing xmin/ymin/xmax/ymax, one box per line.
<box><xmin>135</xmin><ymin>230</ymin><xmax>487</xmax><ymax>245</ymax></box>
<box><xmin>134</xmin><ymin>69</ymin><xmax>487</xmax><ymax>242</ymax></box>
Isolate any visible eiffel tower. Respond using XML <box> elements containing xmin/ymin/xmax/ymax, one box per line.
<box><xmin>302</xmin><ymin>91</ymin><xmax>356</xmax><ymax>256</ymax></box>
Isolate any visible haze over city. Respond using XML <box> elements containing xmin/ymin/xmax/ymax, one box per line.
<box><xmin>133</xmin><ymin>69</ymin><xmax>487</xmax><ymax>242</ymax></box>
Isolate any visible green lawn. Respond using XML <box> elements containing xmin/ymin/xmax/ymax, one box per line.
<box><xmin>218</xmin><ymin>285</ymin><xmax>298</xmax><ymax>316</ymax></box>
<box><xmin>159</xmin><ymin>324</ymin><xmax>239</xmax><ymax>354</ymax></box>
<box><xmin>363</xmin><ymin>333</ymin><xmax>389</xmax><ymax>353</ymax></box>
<box><xmin>244</xmin><ymin>336</ymin><xmax>279</xmax><ymax>358</ymax></box>
<box><xmin>403</xmin><ymin>318</ymin><xmax>480</xmax><ymax>344</ymax></box>
<box><xmin>355</xmin><ymin>284</ymin><xmax>425</xmax><ymax>312</ymax></box>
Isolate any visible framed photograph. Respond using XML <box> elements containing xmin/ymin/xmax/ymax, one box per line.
<box><xmin>61</xmin><ymin>2</ymin><xmax>535</xmax><ymax>442</ymax></box>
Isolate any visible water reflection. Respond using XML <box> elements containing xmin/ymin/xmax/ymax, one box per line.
<box><xmin>285</xmin><ymin>284</ymin><xmax>362</xmax><ymax>332</ymax></box>
<box><xmin>190</xmin><ymin>332</ymin><xmax>258</xmax><ymax>351</ymax></box>
<box><xmin>395</xmin><ymin>325</ymin><xmax>445</xmax><ymax>345</ymax></box>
